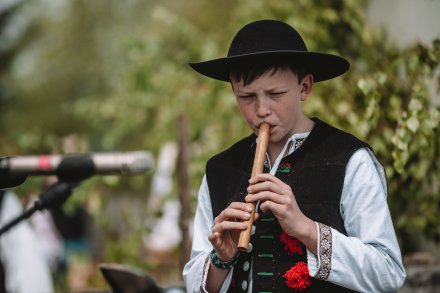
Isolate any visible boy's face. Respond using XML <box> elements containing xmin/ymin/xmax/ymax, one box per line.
<box><xmin>231</xmin><ymin>67</ymin><xmax>313</xmax><ymax>151</ymax></box>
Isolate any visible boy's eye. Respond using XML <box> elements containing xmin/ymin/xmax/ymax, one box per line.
<box><xmin>270</xmin><ymin>92</ymin><xmax>285</xmax><ymax>97</ymax></box>
<box><xmin>239</xmin><ymin>94</ymin><xmax>254</xmax><ymax>99</ymax></box>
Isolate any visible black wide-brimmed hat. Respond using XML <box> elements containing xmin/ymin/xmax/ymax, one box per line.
<box><xmin>189</xmin><ymin>19</ymin><xmax>350</xmax><ymax>82</ymax></box>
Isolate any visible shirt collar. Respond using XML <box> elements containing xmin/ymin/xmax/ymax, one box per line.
<box><xmin>265</xmin><ymin>131</ymin><xmax>311</xmax><ymax>174</ymax></box>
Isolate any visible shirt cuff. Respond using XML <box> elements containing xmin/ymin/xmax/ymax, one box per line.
<box><xmin>307</xmin><ymin>222</ymin><xmax>333</xmax><ymax>281</ymax></box>
<box><xmin>200</xmin><ymin>251</ymin><xmax>234</xmax><ymax>293</ymax></box>
<box><xmin>200</xmin><ymin>253</ymin><xmax>210</xmax><ymax>293</ymax></box>
<box><xmin>307</xmin><ymin>222</ymin><xmax>319</xmax><ymax>276</ymax></box>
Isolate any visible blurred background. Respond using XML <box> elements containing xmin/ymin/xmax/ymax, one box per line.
<box><xmin>0</xmin><ymin>0</ymin><xmax>439</xmax><ymax>291</ymax></box>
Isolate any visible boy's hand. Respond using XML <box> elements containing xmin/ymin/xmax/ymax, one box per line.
<box><xmin>208</xmin><ymin>202</ymin><xmax>258</xmax><ymax>261</ymax></box>
<box><xmin>246</xmin><ymin>173</ymin><xmax>317</xmax><ymax>251</ymax></box>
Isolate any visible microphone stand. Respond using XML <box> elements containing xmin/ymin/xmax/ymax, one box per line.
<box><xmin>0</xmin><ymin>180</ymin><xmax>81</xmax><ymax>236</ymax></box>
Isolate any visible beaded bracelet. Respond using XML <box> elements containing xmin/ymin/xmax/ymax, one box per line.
<box><xmin>210</xmin><ymin>249</ymin><xmax>240</xmax><ymax>270</ymax></box>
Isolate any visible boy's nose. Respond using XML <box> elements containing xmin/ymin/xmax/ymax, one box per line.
<box><xmin>256</xmin><ymin>98</ymin><xmax>271</xmax><ymax>117</ymax></box>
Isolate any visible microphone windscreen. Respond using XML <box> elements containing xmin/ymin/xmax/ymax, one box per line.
<box><xmin>56</xmin><ymin>155</ymin><xmax>96</xmax><ymax>181</ymax></box>
<box><xmin>0</xmin><ymin>170</ymin><xmax>28</xmax><ymax>189</ymax></box>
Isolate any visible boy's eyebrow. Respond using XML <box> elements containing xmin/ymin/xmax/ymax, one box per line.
<box><xmin>265</xmin><ymin>86</ymin><xmax>288</xmax><ymax>92</ymax></box>
<box><xmin>235</xmin><ymin>90</ymin><xmax>255</xmax><ymax>95</ymax></box>
<box><xmin>262</xmin><ymin>85</ymin><xmax>290</xmax><ymax>93</ymax></box>
<box><xmin>233</xmin><ymin>85</ymin><xmax>254</xmax><ymax>94</ymax></box>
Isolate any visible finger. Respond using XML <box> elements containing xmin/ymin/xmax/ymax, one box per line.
<box><xmin>208</xmin><ymin>231</ymin><xmax>220</xmax><ymax>242</ymax></box>
<box><xmin>258</xmin><ymin>195</ymin><xmax>300</xmax><ymax>220</ymax></box>
<box><xmin>245</xmin><ymin>190</ymin><xmax>290</xmax><ymax>204</ymax></box>
<box><xmin>208</xmin><ymin>232</ymin><xmax>228</xmax><ymax>250</ymax></box>
<box><xmin>208</xmin><ymin>232</ymin><xmax>240</xmax><ymax>260</ymax></box>
<box><xmin>215</xmin><ymin>208</ymin><xmax>253</xmax><ymax>225</ymax></box>
<box><xmin>247</xmin><ymin>181</ymin><xmax>284</xmax><ymax>196</ymax></box>
<box><xmin>212</xmin><ymin>221</ymin><xmax>247</xmax><ymax>234</ymax></box>
<box><xmin>248</xmin><ymin>173</ymin><xmax>285</xmax><ymax>185</ymax></box>
<box><xmin>215</xmin><ymin>202</ymin><xmax>253</xmax><ymax>223</ymax></box>
<box><xmin>259</xmin><ymin>200</ymin><xmax>285</xmax><ymax>213</ymax></box>
<box><xmin>229</xmin><ymin>201</ymin><xmax>254</xmax><ymax>211</ymax></box>
<box><xmin>248</xmin><ymin>176</ymin><xmax>289</xmax><ymax>195</ymax></box>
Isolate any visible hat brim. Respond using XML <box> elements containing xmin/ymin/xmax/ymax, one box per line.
<box><xmin>189</xmin><ymin>51</ymin><xmax>350</xmax><ymax>83</ymax></box>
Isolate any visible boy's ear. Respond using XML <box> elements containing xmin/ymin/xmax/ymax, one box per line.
<box><xmin>300</xmin><ymin>74</ymin><xmax>313</xmax><ymax>101</ymax></box>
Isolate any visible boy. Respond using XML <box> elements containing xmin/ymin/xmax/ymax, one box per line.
<box><xmin>183</xmin><ymin>19</ymin><xmax>405</xmax><ymax>292</ymax></box>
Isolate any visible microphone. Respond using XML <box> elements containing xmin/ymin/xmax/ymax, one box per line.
<box><xmin>0</xmin><ymin>151</ymin><xmax>154</xmax><ymax>182</ymax></box>
<box><xmin>0</xmin><ymin>172</ymin><xmax>28</xmax><ymax>189</ymax></box>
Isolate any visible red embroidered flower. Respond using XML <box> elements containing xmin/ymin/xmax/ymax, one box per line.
<box><xmin>280</xmin><ymin>231</ymin><xmax>303</xmax><ymax>255</ymax></box>
<box><xmin>283</xmin><ymin>262</ymin><xmax>311</xmax><ymax>290</ymax></box>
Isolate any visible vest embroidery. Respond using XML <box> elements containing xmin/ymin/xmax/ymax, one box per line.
<box><xmin>280</xmin><ymin>231</ymin><xmax>311</xmax><ymax>290</ymax></box>
<box><xmin>283</xmin><ymin>262</ymin><xmax>311</xmax><ymax>291</ymax></box>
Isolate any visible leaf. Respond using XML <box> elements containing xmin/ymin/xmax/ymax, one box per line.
<box><xmin>406</xmin><ymin>116</ymin><xmax>420</xmax><ymax>133</ymax></box>
<box><xmin>408</xmin><ymin>98</ymin><xmax>423</xmax><ymax>113</ymax></box>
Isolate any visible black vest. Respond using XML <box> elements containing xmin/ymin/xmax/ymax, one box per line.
<box><xmin>206</xmin><ymin>119</ymin><xmax>370</xmax><ymax>292</ymax></box>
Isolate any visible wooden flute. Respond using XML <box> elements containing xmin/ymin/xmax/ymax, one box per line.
<box><xmin>237</xmin><ymin>122</ymin><xmax>270</xmax><ymax>252</ymax></box>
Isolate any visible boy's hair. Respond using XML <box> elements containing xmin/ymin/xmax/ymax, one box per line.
<box><xmin>229</xmin><ymin>60</ymin><xmax>309</xmax><ymax>86</ymax></box>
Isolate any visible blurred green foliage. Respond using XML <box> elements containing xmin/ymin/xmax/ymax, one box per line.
<box><xmin>0</xmin><ymin>0</ymin><xmax>439</xmax><ymax>286</ymax></box>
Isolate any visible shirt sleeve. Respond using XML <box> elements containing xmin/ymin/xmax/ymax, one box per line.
<box><xmin>307</xmin><ymin>148</ymin><xmax>406</xmax><ymax>292</ymax></box>
<box><xmin>0</xmin><ymin>191</ymin><xmax>54</xmax><ymax>293</ymax></box>
<box><xmin>182</xmin><ymin>175</ymin><xmax>233</xmax><ymax>292</ymax></box>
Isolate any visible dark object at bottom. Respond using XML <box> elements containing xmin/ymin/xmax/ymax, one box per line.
<box><xmin>99</xmin><ymin>263</ymin><xmax>185</xmax><ymax>293</ymax></box>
